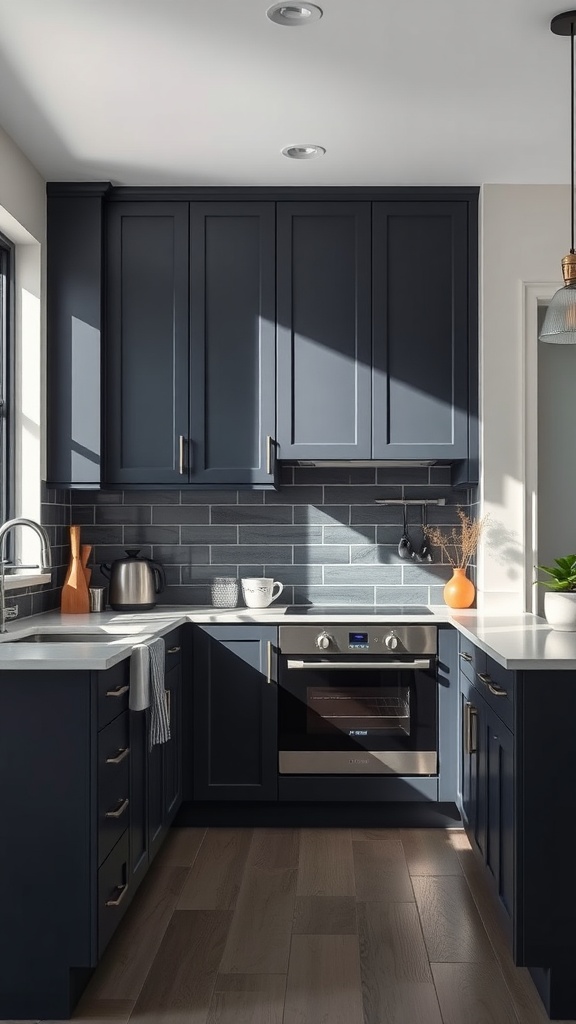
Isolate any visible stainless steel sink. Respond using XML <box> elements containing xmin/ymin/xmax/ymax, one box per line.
<box><xmin>9</xmin><ymin>633</ymin><xmax>132</xmax><ymax>644</ymax></box>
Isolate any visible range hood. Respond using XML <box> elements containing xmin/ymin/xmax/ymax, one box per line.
<box><xmin>282</xmin><ymin>459</ymin><xmax>437</xmax><ymax>468</ymax></box>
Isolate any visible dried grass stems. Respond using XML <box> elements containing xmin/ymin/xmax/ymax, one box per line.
<box><xmin>424</xmin><ymin>508</ymin><xmax>487</xmax><ymax>569</ymax></box>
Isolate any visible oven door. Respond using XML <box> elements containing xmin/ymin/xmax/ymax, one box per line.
<box><xmin>278</xmin><ymin>654</ymin><xmax>437</xmax><ymax>775</ymax></box>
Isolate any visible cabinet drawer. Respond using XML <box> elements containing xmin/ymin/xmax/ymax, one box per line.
<box><xmin>98</xmin><ymin>831</ymin><xmax>130</xmax><ymax>958</ymax></box>
<box><xmin>98</xmin><ymin>712</ymin><xmax>130</xmax><ymax>865</ymax></box>
<box><xmin>458</xmin><ymin>634</ymin><xmax>487</xmax><ymax>683</ymax></box>
<box><xmin>473</xmin><ymin>655</ymin><xmax>515</xmax><ymax>733</ymax></box>
<box><xmin>98</xmin><ymin>659</ymin><xmax>130</xmax><ymax>729</ymax></box>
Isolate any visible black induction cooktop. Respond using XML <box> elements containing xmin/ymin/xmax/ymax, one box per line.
<box><xmin>284</xmin><ymin>605</ymin><xmax>433</xmax><ymax>617</ymax></box>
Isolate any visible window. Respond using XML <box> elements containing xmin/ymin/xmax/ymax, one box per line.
<box><xmin>0</xmin><ymin>232</ymin><xmax>14</xmax><ymax>528</ymax></box>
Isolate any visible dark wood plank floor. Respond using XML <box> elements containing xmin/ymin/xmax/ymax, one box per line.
<box><xmin>33</xmin><ymin>827</ymin><xmax>573</xmax><ymax>1024</ymax></box>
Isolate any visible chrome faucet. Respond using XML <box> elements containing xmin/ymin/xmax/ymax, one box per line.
<box><xmin>0</xmin><ymin>518</ymin><xmax>52</xmax><ymax>633</ymax></box>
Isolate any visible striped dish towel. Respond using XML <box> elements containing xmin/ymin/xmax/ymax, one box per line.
<box><xmin>148</xmin><ymin>636</ymin><xmax>171</xmax><ymax>749</ymax></box>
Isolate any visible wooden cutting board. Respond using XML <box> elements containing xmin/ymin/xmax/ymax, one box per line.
<box><xmin>61</xmin><ymin>525</ymin><xmax>90</xmax><ymax>614</ymax></box>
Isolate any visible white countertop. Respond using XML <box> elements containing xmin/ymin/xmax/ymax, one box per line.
<box><xmin>0</xmin><ymin>603</ymin><xmax>573</xmax><ymax>671</ymax></box>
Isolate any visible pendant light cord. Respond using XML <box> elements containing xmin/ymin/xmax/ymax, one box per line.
<box><xmin>565</xmin><ymin>22</ymin><xmax>569</xmax><ymax>253</ymax></box>
<box><xmin>571</xmin><ymin>22</ymin><xmax>574</xmax><ymax>253</ymax></box>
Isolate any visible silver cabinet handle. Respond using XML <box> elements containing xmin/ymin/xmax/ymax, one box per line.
<box><xmin>167</xmin><ymin>646</ymin><xmax>181</xmax><ymax>654</ymax></box>
<box><xmin>106</xmin><ymin>746</ymin><xmax>130</xmax><ymax>765</ymax></box>
<box><xmin>477</xmin><ymin>672</ymin><xmax>508</xmax><ymax>697</ymax></box>
<box><xmin>105</xmin><ymin>797</ymin><xmax>129</xmax><ymax>819</ymax></box>
<box><xmin>105</xmin><ymin>883</ymin><xmax>128</xmax><ymax>908</ymax></box>
<box><xmin>266</xmin><ymin>435</ymin><xmax>275</xmax><ymax>475</ymax></box>
<box><xmin>106</xmin><ymin>684</ymin><xmax>129</xmax><ymax>698</ymax></box>
<box><xmin>459</xmin><ymin>651</ymin><xmax>473</xmax><ymax>662</ymax></box>
<box><xmin>286</xmin><ymin>659</ymin><xmax>431</xmax><ymax>671</ymax></box>
<box><xmin>179</xmin><ymin>435</ymin><xmax>187</xmax><ymax>475</ymax></box>
<box><xmin>464</xmin><ymin>701</ymin><xmax>478</xmax><ymax>754</ymax></box>
<box><xmin>267</xmin><ymin>641</ymin><xmax>274</xmax><ymax>684</ymax></box>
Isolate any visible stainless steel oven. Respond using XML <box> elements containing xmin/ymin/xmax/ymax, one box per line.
<box><xmin>277</xmin><ymin>623</ymin><xmax>438</xmax><ymax>775</ymax></box>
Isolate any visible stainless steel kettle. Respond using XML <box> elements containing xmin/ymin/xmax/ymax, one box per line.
<box><xmin>100</xmin><ymin>549</ymin><xmax>166</xmax><ymax>611</ymax></box>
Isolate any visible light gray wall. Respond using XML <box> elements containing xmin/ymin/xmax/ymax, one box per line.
<box><xmin>537</xmin><ymin>303</ymin><xmax>576</xmax><ymax>615</ymax></box>
<box><xmin>480</xmin><ymin>184</ymin><xmax>571</xmax><ymax>609</ymax></box>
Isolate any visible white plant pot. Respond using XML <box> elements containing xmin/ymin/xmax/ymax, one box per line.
<box><xmin>544</xmin><ymin>591</ymin><xmax>576</xmax><ymax>631</ymax></box>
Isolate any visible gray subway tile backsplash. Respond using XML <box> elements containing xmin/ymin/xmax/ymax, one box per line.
<box><xmin>8</xmin><ymin>468</ymin><xmax>472</xmax><ymax>618</ymax></box>
<box><xmin>238</xmin><ymin>525</ymin><xmax>323</xmax><ymax>545</ymax></box>
<box><xmin>323</xmin><ymin>565</ymin><xmax>403</xmax><ymax>586</ymax></box>
<box><xmin>211</xmin><ymin>505</ymin><xmax>293</xmax><ymax>525</ymax></box>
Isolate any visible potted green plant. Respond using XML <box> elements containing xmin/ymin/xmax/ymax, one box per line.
<box><xmin>535</xmin><ymin>555</ymin><xmax>576</xmax><ymax>630</ymax></box>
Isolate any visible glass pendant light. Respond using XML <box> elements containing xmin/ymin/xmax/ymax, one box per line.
<box><xmin>540</xmin><ymin>11</ymin><xmax>576</xmax><ymax>344</ymax></box>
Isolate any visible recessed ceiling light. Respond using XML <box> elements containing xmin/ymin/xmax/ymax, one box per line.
<box><xmin>281</xmin><ymin>144</ymin><xmax>326</xmax><ymax>159</ymax></box>
<box><xmin>266</xmin><ymin>4</ymin><xmax>323</xmax><ymax>27</ymax></box>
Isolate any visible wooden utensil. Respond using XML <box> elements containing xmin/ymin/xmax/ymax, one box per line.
<box><xmin>81</xmin><ymin>544</ymin><xmax>92</xmax><ymax>587</ymax></box>
<box><xmin>61</xmin><ymin>525</ymin><xmax>90</xmax><ymax>614</ymax></box>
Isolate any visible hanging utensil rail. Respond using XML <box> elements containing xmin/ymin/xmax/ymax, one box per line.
<box><xmin>374</xmin><ymin>498</ymin><xmax>446</xmax><ymax>505</ymax></box>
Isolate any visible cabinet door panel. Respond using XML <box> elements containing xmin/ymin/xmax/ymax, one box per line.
<box><xmin>47</xmin><ymin>193</ymin><xmax>105</xmax><ymax>487</ymax></box>
<box><xmin>193</xmin><ymin>626</ymin><xmax>278</xmax><ymax>801</ymax></box>
<box><xmin>163</xmin><ymin>660</ymin><xmax>182</xmax><ymax>822</ymax></box>
<box><xmin>189</xmin><ymin>203</ymin><xmax>276</xmax><ymax>484</ymax></box>
<box><xmin>129</xmin><ymin>707</ymin><xmax>149</xmax><ymax>889</ymax></box>
<box><xmin>148</xmin><ymin>727</ymin><xmax>164</xmax><ymax>861</ymax></box>
<box><xmin>372</xmin><ymin>202</ymin><xmax>469</xmax><ymax>458</ymax></box>
<box><xmin>460</xmin><ymin>685</ymin><xmax>477</xmax><ymax>833</ymax></box>
<box><xmin>277</xmin><ymin>202</ymin><xmax>372</xmax><ymax>459</ymax></box>
<box><xmin>485</xmin><ymin>706</ymin><xmax>514</xmax><ymax>923</ymax></box>
<box><xmin>105</xmin><ymin>202</ymin><xmax>189</xmax><ymax>484</ymax></box>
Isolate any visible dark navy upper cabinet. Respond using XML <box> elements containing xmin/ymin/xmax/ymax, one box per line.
<box><xmin>276</xmin><ymin>199</ymin><xmax>473</xmax><ymax>464</ymax></box>
<box><xmin>46</xmin><ymin>184</ymin><xmax>110</xmax><ymax>488</ymax></box>
<box><xmin>105</xmin><ymin>202</ymin><xmax>190</xmax><ymax>486</ymax></box>
<box><xmin>104</xmin><ymin>201</ymin><xmax>276</xmax><ymax>487</ymax></box>
<box><xmin>372</xmin><ymin>202</ymin><xmax>470</xmax><ymax>459</ymax></box>
<box><xmin>48</xmin><ymin>187</ymin><xmax>477</xmax><ymax>488</ymax></box>
<box><xmin>276</xmin><ymin>202</ymin><xmax>372</xmax><ymax>460</ymax></box>
<box><xmin>188</xmin><ymin>203</ymin><xmax>276</xmax><ymax>485</ymax></box>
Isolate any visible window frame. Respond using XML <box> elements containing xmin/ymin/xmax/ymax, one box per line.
<box><xmin>0</xmin><ymin>230</ymin><xmax>15</xmax><ymax>537</ymax></box>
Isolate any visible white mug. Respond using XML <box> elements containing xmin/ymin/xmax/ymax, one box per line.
<box><xmin>241</xmin><ymin>577</ymin><xmax>284</xmax><ymax>609</ymax></box>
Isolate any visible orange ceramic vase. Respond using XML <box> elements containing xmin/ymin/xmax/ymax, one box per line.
<box><xmin>443</xmin><ymin>567</ymin><xmax>475</xmax><ymax>609</ymax></box>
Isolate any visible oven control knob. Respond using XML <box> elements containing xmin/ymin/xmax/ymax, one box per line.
<box><xmin>384</xmin><ymin>632</ymin><xmax>399</xmax><ymax>650</ymax></box>
<box><xmin>315</xmin><ymin>631</ymin><xmax>332</xmax><ymax>650</ymax></box>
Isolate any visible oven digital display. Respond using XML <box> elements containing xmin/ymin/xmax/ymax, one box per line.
<box><xmin>349</xmin><ymin>631</ymin><xmax>369</xmax><ymax>649</ymax></box>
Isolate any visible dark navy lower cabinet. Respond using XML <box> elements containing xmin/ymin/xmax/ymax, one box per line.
<box><xmin>0</xmin><ymin>633</ymin><xmax>184</xmax><ymax>1020</ymax></box>
<box><xmin>458</xmin><ymin>638</ymin><xmax>576</xmax><ymax>1020</ymax></box>
<box><xmin>458</xmin><ymin>651</ymin><xmax>514</xmax><ymax>936</ymax></box>
<box><xmin>193</xmin><ymin>625</ymin><xmax>278</xmax><ymax>801</ymax></box>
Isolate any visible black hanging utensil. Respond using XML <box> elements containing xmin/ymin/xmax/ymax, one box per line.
<box><xmin>398</xmin><ymin>505</ymin><xmax>413</xmax><ymax>560</ymax></box>
<box><xmin>414</xmin><ymin>503</ymin><xmax>433</xmax><ymax>563</ymax></box>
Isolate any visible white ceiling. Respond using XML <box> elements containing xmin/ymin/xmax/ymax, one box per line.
<box><xmin>0</xmin><ymin>0</ymin><xmax>571</xmax><ymax>186</ymax></box>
